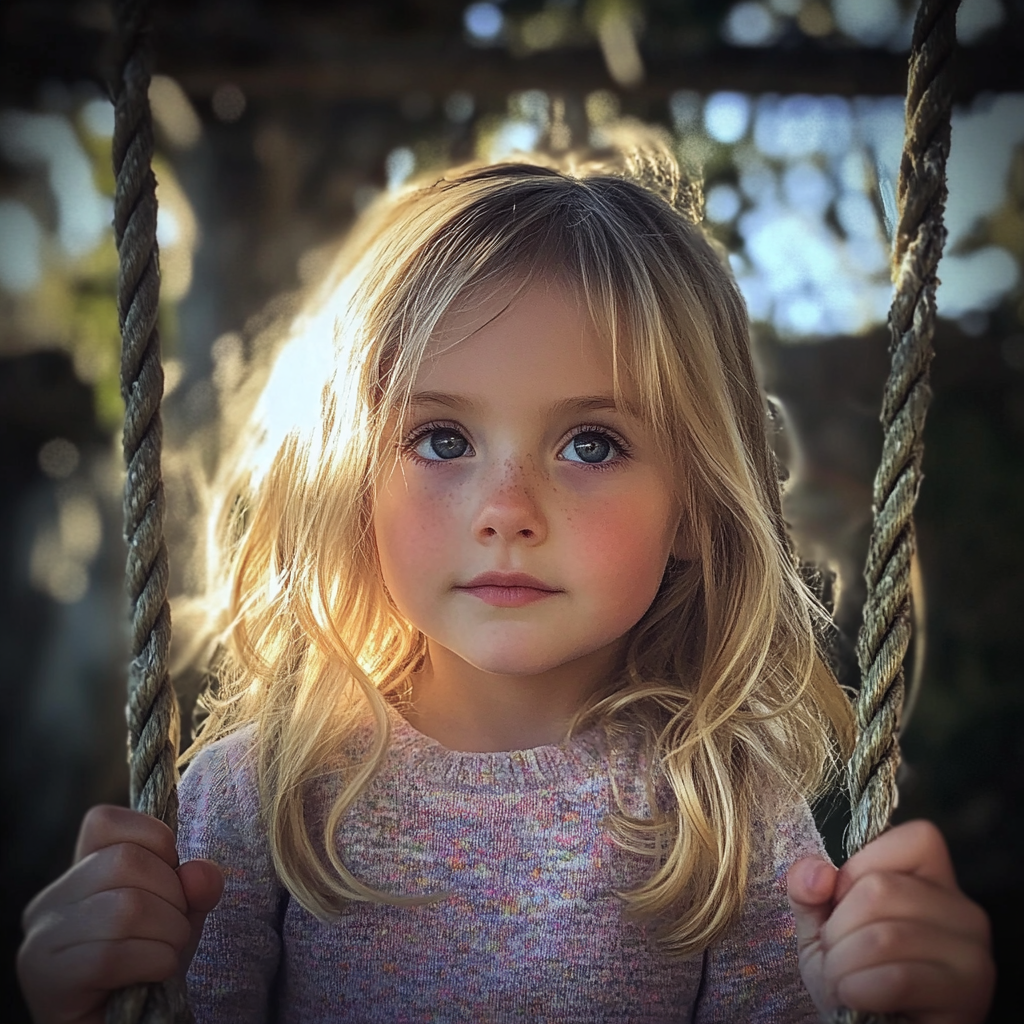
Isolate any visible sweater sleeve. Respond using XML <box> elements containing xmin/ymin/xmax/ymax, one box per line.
<box><xmin>176</xmin><ymin>728</ymin><xmax>286</xmax><ymax>1024</ymax></box>
<box><xmin>692</xmin><ymin>799</ymin><xmax>827</xmax><ymax>1024</ymax></box>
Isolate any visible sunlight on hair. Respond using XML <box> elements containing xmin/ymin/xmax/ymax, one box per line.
<box><xmin>244</xmin><ymin>295</ymin><xmax>357</xmax><ymax>489</ymax></box>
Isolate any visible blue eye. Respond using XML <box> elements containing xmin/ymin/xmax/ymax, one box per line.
<box><xmin>561</xmin><ymin>430</ymin><xmax>616</xmax><ymax>465</ymax></box>
<box><xmin>401</xmin><ymin>421</ymin><xmax>632</xmax><ymax>471</ymax></box>
<box><xmin>407</xmin><ymin>425</ymin><xmax>471</xmax><ymax>461</ymax></box>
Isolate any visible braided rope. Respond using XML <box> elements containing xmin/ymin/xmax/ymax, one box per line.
<box><xmin>108</xmin><ymin>1</ymin><xmax>192</xmax><ymax>1021</ymax></box>
<box><xmin>829</xmin><ymin>1</ymin><xmax>959</xmax><ymax>1021</ymax></box>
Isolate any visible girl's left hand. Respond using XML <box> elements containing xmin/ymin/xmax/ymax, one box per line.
<box><xmin>787</xmin><ymin>819</ymin><xmax>995</xmax><ymax>1024</ymax></box>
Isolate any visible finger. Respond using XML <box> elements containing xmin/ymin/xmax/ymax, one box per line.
<box><xmin>787</xmin><ymin>858</ymin><xmax>838</xmax><ymax>950</ymax></box>
<box><xmin>177</xmin><ymin>860</ymin><xmax>225</xmax><ymax>974</ymax></box>
<box><xmin>834</xmin><ymin>820</ymin><xmax>956</xmax><ymax>904</ymax></box>
<box><xmin>46</xmin><ymin>887</ymin><xmax>192</xmax><ymax>956</ymax></box>
<box><xmin>835</xmin><ymin>956</ymin><xmax>993</xmax><ymax>1020</ymax></box>
<box><xmin>16</xmin><ymin>927</ymin><xmax>110</xmax><ymax>1024</ymax></box>
<box><xmin>50</xmin><ymin>936</ymin><xmax>182</xmax><ymax>993</ymax></box>
<box><xmin>25</xmin><ymin>842</ymin><xmax>188</xmax><ymax>924</ymax></box>
<box><xmin>74</xmin><ymin>805</ymin><xmax>179</xmax><ymax>868</ymax></box>
<box><xmin>17</xmin><ymin>929</ymin><xmax>180</xmax><ymax>1022</ymax></box>
<box><xmin>823</xmin><ymin>871</ymin><xmax>991</xmax><ymax>952</ymax></box>
<box><xmin>824</xmin><ymin>918</ymin><xmax>992</xmax><ymax>991</ymax></box>
<box><xmin>178</xmin><ymin>859</ymin><xmax>225</xmax><ymax>918</ymax></box>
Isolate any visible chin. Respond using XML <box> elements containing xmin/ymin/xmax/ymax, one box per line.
<box><xmin>463</xmin><ymin>652</ymin><xmax>560</xmax><ymax>677</ymax></box>
<box><xmin>459</xmin><ymin>639</ymin><xmax>602</xmax><ymax>679</ymax></box>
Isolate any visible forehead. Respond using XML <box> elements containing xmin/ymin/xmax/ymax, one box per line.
<box><xmin>412</xmin><ymin>277</ymin><xmax>640</xmax><ymax>410</ymax></box>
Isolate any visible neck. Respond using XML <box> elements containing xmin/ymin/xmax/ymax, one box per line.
<box><xmin>402</xmin><ymin>640</ymin><xmax>625</xmax><ymax>752</ymax></box>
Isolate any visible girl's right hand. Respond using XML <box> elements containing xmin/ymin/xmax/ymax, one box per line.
<box><xmin>16</xmin><ymin>804</ymin><xmax>225</xmax><ymax>1024</ymax></box>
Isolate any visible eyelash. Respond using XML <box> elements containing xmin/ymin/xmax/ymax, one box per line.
<box><xmin>400</xmin><ymin>419</ymin><xmax>634</xmax><ymax>473</ymax></box>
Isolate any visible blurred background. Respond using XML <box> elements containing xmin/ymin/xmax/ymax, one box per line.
<box><xmin>1</xmin><ymin>0</ymin><xmax>1022</xmax><ymax>1019</ymax></box>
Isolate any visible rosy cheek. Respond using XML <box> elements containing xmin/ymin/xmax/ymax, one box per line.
<box><xmin>570</xmin><ymin>493</ymin><xmax>669</xmax><ymax>587</ymax></box>
<box><xmin>378</xmin><ymin>478</ymin><xmax>457</xmax><ymax>577</ymax></box>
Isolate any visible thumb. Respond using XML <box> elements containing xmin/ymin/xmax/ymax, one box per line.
<box><xmin>787</xmin><ymin>857</ymin><xmax>837</xmax><ymax>952</ymax></box>
<box><xmin>176</xmin><ymin>859</ymin><xmax>225</xmax><ymax>974</ymax></box>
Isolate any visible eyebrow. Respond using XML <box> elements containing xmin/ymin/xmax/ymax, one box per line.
<box><xmin>408</xmin><ymin>390</ymin><xmax>636</xmax><ymax>417</ymax></box>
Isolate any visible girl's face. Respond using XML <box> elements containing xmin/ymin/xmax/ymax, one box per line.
<box><xmin>373</xmin><ymin>277</ymin><xmax>683</xmax><ymax>688</ymax></box>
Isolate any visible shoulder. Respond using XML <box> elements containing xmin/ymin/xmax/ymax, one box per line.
<box><xmin>182</xmin><ymin>723</ymin><xmax>258</xmax><ymax>772</ymax></box>
<box><xmin>749</xmin><ymin>793</ymin><xmax>830</xmax><ymax>887</ymax></box>
<box><xmin>180</xmin><ymin>725</ymin><xmax>258</xmax><ymax>801</ymax></box>
<box><xmin>177</xmin><ymin>726</ymin><xmax>264</xmax><ymax>859</ymax></box>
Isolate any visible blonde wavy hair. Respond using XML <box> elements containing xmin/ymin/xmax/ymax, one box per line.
<box><xmin>179</xmin><ymin>128</ymin><xmax>855</xmax><ymax>960</ymax></box>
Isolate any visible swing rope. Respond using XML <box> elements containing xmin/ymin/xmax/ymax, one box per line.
<box><xmin>108</xmin><ymin>0</ymin><xmax>192</xmax><ymax>1020</ymax></box>
<box><xmin>830</xmin><ymin>0</ymin><xmax>960</xmax><ymax>1022</ymax></box>
<box><xmin>104</xmin><ymin>0</ymin><xmax>958</xmax><ymax>1021</ymax></box>
<box><xmin>844</xmin><ymin>0</ymin><xmax>959</xmax><ymax>865</ymax></box>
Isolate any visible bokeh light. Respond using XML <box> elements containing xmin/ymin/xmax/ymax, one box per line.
<box><xmin>211</xmin><ymin>83</ymin><xmax>246</xmax><ymax>122</ymax></box>
<box><xmin>0</xmin><ymin>199</ymin><xmax>42</xmax><ymax>292</ymax></box>
<box><xmin>956</xmin><ymin>0</ymin><xmax>1005</xmax><ymax>44</ymax></box>
<box><xmin>705</xmin><ymin>183</ymin><xmax>742</xmax><ymax>224</ymax></box>
<box><xmin>385</xmin><ymin>146</ymin><xmax>416</xmax><ymax>190</ymax></box>
<box><xmin>38</xmin><ymin>439</ymin><xmax>80</xmax><ymax>480</ymax></box>
<box><xmin>722</xmin><ymin>2</ymin><xmax>780</xmax><ymax>46</ymax></box>
<box><xmin>464</xmin><ymin>2</ymin><xmax>504</xmax><ymax>43</ymax></box>
<box><xmin>0</xmin><ymin>111</ymin><xmax>110</xmax><ymax>257</ymax></box>
<box><xmin>445</xmin><ymin>91</ymin><xmax>475</xmax><ymax>123</ymax></box>
<box><xmin>704</xmin><ymin>92</ymin><xmax>751</xmax><ymax>144</ymax></box>
<box><xmin>831</xmin><ymin>0</ymin><xmax>904</xmax><ymax>47</ymax></box>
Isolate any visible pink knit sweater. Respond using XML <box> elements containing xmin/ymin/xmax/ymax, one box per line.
<box><xmin>178</xmin><ymin>700</ymin><xmax>826</xmax><ymax>1022</ymax></box>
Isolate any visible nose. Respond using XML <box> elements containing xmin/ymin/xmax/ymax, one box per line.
<box><xmin>472</xmin><ymin>455</ymin><xmax>547</xmax><ymax>545</ymax></box>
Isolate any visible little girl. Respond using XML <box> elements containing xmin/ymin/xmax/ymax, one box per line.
<box><xmin>18</xmin><ymin>137</ymin><xmax>994</xmax><ymax>1023</ymax></box>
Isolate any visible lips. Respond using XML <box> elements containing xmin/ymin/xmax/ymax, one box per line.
<box><xmin>459</xmin><ymin>571</ymin><xmax>559</xmax><ymax>592</ymax></box>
